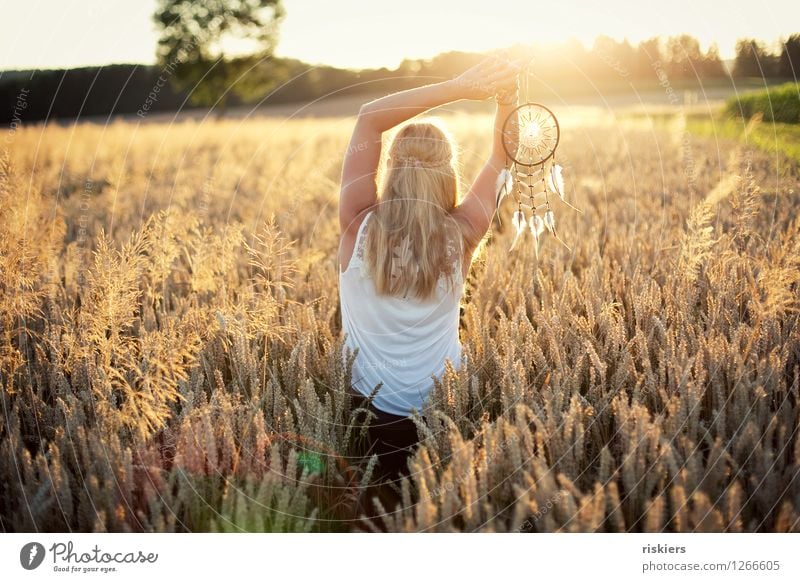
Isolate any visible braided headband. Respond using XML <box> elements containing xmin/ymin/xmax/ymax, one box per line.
<box><xmin>389</xmin><ymin>155</ymin><xmax>451</xmax><ymax>168</ymax></box>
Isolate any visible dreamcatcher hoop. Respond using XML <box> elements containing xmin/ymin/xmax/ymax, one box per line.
<box><xmin>494</xmin><ymin>60</ymin><xmax>579</xmax><ymax>256</ymax></box>
<box><xmin>501</xmin><ymin>102</ymin><xmax>560</xmax><ymax>167</ymax></box>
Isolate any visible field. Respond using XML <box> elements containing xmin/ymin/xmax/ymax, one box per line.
<box><xmin>1</xmin><ymin>107</ymin><xmax>799</xmax><ymax>532</ymax></box>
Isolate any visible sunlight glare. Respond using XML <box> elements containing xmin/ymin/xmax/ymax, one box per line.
<box><xmin>521</xmin><ymin>121</ymin><xmax>542</xmax><ymax>147</ymax></box>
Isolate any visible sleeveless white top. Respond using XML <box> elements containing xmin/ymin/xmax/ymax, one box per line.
<box><xmin>339</xmin><ymin>210</ymin><xmax>466</xmax><ymax>416</ymax></box>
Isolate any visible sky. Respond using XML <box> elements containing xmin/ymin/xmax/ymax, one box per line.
<box><xmin>0</xmin><ymin>0</ymin><xmax>798</xmax><ymax>72</ymax></box>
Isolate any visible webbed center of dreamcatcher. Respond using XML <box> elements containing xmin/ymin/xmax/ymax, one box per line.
<box><xmin>493</xmin><ymin>61</ymin><xmax>582</xmax><ymax>257</ymax></box>
<box><xmin>520</xmin><ymin>120</ymin><xmax>542</xmax><ymax>147</ymax></box>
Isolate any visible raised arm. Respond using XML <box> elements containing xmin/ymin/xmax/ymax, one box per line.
<box><xmin>453</xmin><ymin>73</ymin><xmax>520</xmax><ymax>251</ymax></box>
<box><xmin>338</xmin><ymin>81</ymin><xmax>460</xmax><ymax>234</ymax></box>
<box><xmin>338</xmin><ymin>57</ymin><xmax>520</xmax><ymax>234</ymax></box>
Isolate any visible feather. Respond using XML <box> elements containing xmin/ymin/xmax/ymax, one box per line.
<box><xmin>544</xmin><ymin>209</ymin><xmax>556</xmax><ymax>234</ymax></box>
<box><xmin>529</xmin><ymin>214</ymin><xmax>545</xmax><ymax>237</ymax></box>
<box><xmin>529</xmin><ymin>214</ymin><xmax>543</xmax><ymax>260</ymax></box>
<box><xmin>495</xmin><ymin>168</ymin><xmax>513</xmax><ymax>209</ymax></box>
<box><xmin>546</xmin><ymin>164</ymin><xmax>565</xmax><ymax>199</ymax></box>
<box><xmin>502</xmin><ymin>167</ymin><xmax>514</xmax><ymax>193</ymax></box>
<box><xmin>510</xmin><ymin>209</ymin><xmax>526</xmax><ymax>251</ymax></box>
<box><xmin>512</xmin><ymin>210</ymin><xmax>526</xmax><ymax>233</ymax></box>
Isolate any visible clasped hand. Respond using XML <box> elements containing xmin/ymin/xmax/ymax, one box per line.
<box><xmin>452</xmin><ymin>52</ymin><xmax>522</xmax><ymax>103</ymax></box>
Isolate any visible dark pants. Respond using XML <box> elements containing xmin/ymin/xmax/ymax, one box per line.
<box><xmin>348</xmin><ymin>386</ymin><xmax>421</xmax><ymax>482</ymax></box>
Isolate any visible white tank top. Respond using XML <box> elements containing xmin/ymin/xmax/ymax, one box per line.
<box><xmin>339</xmin><ymin>210</ymin><xmax>466</xmax><ymax>416</ymax></box>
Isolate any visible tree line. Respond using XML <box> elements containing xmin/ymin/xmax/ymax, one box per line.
<box><xmin>1</xmin><ymin>33</ymin><xmax>797</xmax><ymax>124</ymax></box>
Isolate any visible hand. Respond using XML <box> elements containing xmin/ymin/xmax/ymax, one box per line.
<box><xmin>494</xmin><ymin>75</ymin><xmax>519</xmax><ymax>106</ymax></box>
<box><xmin>452</xmin><ymin>53</ymin><xmax>522</xmax><ymax>101</ymax></box>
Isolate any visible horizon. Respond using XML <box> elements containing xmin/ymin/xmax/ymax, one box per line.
<box><xmin>1</xmin><ymin>0</ymin><xmax>798</xmax><ymax>73</ymax></box>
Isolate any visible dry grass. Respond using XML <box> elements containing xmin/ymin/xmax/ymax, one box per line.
<box><xmin>1</xmin><ymin>111</ymin><xmax>798</xmax><ymax>532</ymax></box>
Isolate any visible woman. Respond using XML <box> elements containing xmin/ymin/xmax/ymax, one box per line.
<box><xmin>338</xmin><ymin>54</ymin><xmax>521</xmax><ymax>482</ymax></box>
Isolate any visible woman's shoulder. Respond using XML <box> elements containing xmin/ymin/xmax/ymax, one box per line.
<box><xmin>339</xmin><ymin>208</ymin><xmax>376</xmax><ymax>273</ymax></box>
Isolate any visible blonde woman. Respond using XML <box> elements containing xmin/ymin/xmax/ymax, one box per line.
<box><xmin>339</xmin><ymin>55</ymin><xmax>520</xmax><ymax>481</ymax></box>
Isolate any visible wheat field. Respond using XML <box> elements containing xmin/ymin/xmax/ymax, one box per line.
<box><xmin>1</xmin><ymin>110</ymin><xmax>799</xmax><ymax>532</ymax></box>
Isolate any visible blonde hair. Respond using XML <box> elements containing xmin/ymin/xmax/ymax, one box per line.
<box><xmin>364</xmin><ymin>118</ymin><xmax>464</xmax><ymax>300</ymax></box>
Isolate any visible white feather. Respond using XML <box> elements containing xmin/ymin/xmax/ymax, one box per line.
<box><xmin>510</xmin><ymin>209</ymin><xmax>526</xmax><ymax>250</ymax></box>
<box><xmin>495</xmin><ymin>168</ymin><xmax>513</xmax><ymax>208</ymax></box>
<box><xmin>512</xmin><ymin>210</ymin><xmax>526</xmax><ymax>233</ymax></box>
<box><xmin>544</xmin><ymin>209</ymin><xmax>556</xmax><ymax>233</ymax></box>
<box><xmin>529</xmin><ymin>214</ymin><xmax>545</xmax><ymax>237</ymax></box>
<box><xmin>546</xmin><ymin>164</ymin><xmax>565</xmax><ymax>199</ymax></box>
<box><xmin>529</xmin><ymin>215</ymin><xmax>543</xmax><ymax>259</ymax></box>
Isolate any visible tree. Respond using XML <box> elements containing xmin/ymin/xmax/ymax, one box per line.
<box><xmin>591</xmin><ymin>35</ymin><xmax>636</xmax><ymax>79</ymax></box>
<box><xmin>153</xmin><ymin>0</ymin><xmax>286</xmax><ymax>115</ymax></box>
<box><xmin>778</xmin><ymin>34</ymin><xmax>800</xmax><ymax>78</ymax></box>
<box><xmin>634</xmin><ymin>37</ymin><xmax>662</xmax><ymax>78</ymax></box>
<box><xmin>666</xmin><ymin>35</ymin><xmax>703</xmax><ymax>79</ymax></box>
<box><xmin>733</xmin><ymin>39</ymin><xmax>777</xmax><ymax>78</ymax></box>
<box><xmin>700</xmin><ymin>43</ymin><xmax>727</xmax><ymax>78</ymax></box>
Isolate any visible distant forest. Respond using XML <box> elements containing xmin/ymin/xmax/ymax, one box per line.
<box><xmin>1</xmin><ymin>34</ymin><xmax>798</xmax><ymax>124</ymax></box>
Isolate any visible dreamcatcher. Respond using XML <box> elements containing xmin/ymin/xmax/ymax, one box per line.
<box><xmin>495</xmin><ymin>65</ymin><xmax>580</xmax><ymax>256</ymax></box>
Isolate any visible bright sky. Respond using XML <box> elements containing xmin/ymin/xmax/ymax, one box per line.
<box><xmin>1</xmin><ymin>0</ymin><xmax>797</xmax><ymax>71</ymax></box>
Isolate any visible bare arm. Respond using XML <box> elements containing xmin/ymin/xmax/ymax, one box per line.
<box><xmin>338</xmin><ymin>80</ymin><xmax>462</xmax><ymax>234</ymax></box>
<box><xmin>454</xmin><ymin>79</ymin><xmax>520</xmax><ymax>251</ymax></box>
<box><xmin>338</xmin><ymin>57</ymin><xmax>520</xmax><ymax>235</ymax></box>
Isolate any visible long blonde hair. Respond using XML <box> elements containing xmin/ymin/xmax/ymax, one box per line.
<box><xmin>364</xmin><ymin>118</ymin><xmax>464</xmax><ymax>300</ymax></box>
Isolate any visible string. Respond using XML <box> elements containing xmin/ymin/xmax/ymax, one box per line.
<box><xmin>524</xmin><ymin>58</ymin><xmax>531</xmax><ymax>103</ymax></box>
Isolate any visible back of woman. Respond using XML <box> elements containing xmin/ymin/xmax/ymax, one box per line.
<box><xmin>339</xmin><ymin>121</ymin><xmax>467</xmax><ymax>417</ymax></box>
<box><xmin>336</xmin><ymin>53</ymin><xmax>520</xmax><ymax>481</ymax></box>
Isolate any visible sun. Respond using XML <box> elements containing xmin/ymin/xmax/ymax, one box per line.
<box><xmin>520</xmin><ymin>121</ymin><xmax>542</xmax><ymax>148</ymax></box>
